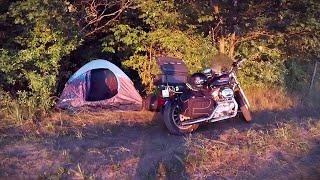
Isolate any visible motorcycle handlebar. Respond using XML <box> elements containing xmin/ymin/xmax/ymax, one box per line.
<box><xmin>230</xmin><ymin>57</ymin><xmax>247</xmax><ymax>73</ymax></box>
<box><xmin>234</xmin><ymin>57</ymin><xmax>246</xmax><ymax>66</ymax></box>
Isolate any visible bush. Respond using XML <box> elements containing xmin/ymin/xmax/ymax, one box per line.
<box><xmin>103</xmin><ymin>26</ymin><xmax>217</xmax><ymax>92</ymax></box>
<box><xmin>0</xmin><ymin>90</ymin><xmax>36</xmax><ymax>124</ymax></box>
<box><xmin>0</xmin><ymin>0</ymin><xmax>82</xmax><ymax>116</ymax></box>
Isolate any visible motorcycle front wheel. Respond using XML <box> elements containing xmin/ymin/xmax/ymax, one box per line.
<box><xmin>235</xmin><ymin>90</ymin><xmax>252</xmax><ymax>122</ymax></box>
<box><xmin>163</xmin><ymin>101</ymin><xmax>199</xmax><ymax>135</ymax></box>
<box><xmin>240</xmin><ymin>104</ymin><xmax>252</xmax><ymax>122</ymax></box>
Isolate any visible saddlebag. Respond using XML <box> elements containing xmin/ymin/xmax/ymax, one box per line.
<box><xmin>180</xmin><ymin>91</ymin><xmax>215</xmax><ymax>119</ymax></box>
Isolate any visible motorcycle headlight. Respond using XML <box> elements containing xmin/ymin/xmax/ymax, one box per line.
<box><xmin>220</xmin><ymin>88</ymin><xmax>234</xmax><ymax>99</ymax></box>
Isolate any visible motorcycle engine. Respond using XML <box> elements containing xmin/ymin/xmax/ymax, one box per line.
<box><xmin>212</xmin><ymin>87</ymin><xmax>236</xmax><ymax>118</ymax></box>
<box><xmin>213</xmin><ymin>100</ymin><xmax>235</xmax><ymax>118</ymax></box>
<box><xmin>211</xmin><ymin>87</ymin><xmax>234</xmax><ymax>101</ymax></box>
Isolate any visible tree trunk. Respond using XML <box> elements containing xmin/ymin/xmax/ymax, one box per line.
<box><xmin>309</xmin><ymin>61</ymin><xmax>318</xmax><ymax>92</ymax></box>
<box><xmin>211</xmin><ymin>0</ymin><xmax>221</xmax><ymax>51</ymax></box>
<box><xmin>148</xmin><ymin>44</ymin><xmax>153</xmax><ymax>92</ymax></box>
<box><xmin>229</xmin><ymin>32</ymin><xmax>236</xmax><ymax>57</ymax></box>
<box><xmin>219</xmin><ymin>37</ymin><xmax>225</xmax><ymax>53</ymax></box>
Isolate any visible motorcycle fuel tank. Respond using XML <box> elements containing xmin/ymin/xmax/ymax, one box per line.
<box><xmin>210</xmin><ymin>74</ymin><xmax>230</xmax><ymax>87</ymax></box>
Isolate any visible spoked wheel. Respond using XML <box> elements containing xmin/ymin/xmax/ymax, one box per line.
<box><xmin>163</xmin><ymin>102</ymin><xmax>199</xmax><ymax>135</ymax></box>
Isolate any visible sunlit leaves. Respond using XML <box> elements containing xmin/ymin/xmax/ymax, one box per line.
<box><xmin>103</xmin><ymin>24</ymin><xmax>216</xmax><ymax>90</ymax></box>
<box><xmin>136</xmin><ymin>0</ymin><xmax>179</xmax><ymax>28</ymax></box>
<box><xmin>1</xmin><ymin>0</ymin><xmax>82</xmax><ymax>109</ymax></box>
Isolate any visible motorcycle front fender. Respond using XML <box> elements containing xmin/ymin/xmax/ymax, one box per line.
<box><xmin>234</xmin><ymin>87</ymin><xmax>250</xmax><ymax>108</ymax></box>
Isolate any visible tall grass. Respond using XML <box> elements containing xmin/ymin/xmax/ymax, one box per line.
<box><xmin>244</xmin><ymin>85</ymin><xmax>320</xmax><ymax>112</ymax></box>
<box><xmin>0</xmin><ymin>90</ymin><xmax>49</xmax><ymax>125</ymax></box>
<box><xmin>244</xmin><ymin>86</ymin><xmax>297</xmax><ymax>111</ymax></box>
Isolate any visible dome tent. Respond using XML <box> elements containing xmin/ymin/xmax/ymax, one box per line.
<box><xmin>56</xmin><ymin>59</ymin><xmax>142</xmax><ymax>111</ymax></box>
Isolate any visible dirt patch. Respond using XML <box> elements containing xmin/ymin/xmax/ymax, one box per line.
<box><xmin>0</xmin><ymin>106</ymin><xmax>320</xmax><ymax>179</ymax></box>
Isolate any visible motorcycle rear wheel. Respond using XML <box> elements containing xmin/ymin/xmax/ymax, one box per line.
<box><xmin>163</xmin><ymin>102</ymin><xmax>199</xmax><ymax>135</ymax></box>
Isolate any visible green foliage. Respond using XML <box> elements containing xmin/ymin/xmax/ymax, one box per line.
<box><xmin>136</xmin><ymin>0</ymin><xmax>180</xmax><ymax>28</ymax></box>
<box><xmin>0</xmin><ymin>89</ymin><xmax>38</xmax><ymax>124</ymax></box>
<box><xmin>0</xmin><ymin>0</ymin><xmax>82</xmax><ymax>114</ymax></box>
<box><xmin>1</xmin><ymin>0</ymin><xmax>320</xmax><ymax>120</ymax></box>
<box><xmin>101</xmin><ymin>0</ymin><xmax>320</xmax><ymax>91</ymax></box>
<box><xmin>236</xmin><ymin>39</ymin><xmax>285</xmax><ymax>87</ymax></box>
<box><xmin>178</xmin><ymin>0</ymin><xmax>320</xmax><ymax>89</ymax></box>
<box><xmin>104</xmin><ymin>26</ymin><xmax>216</xmax><ymax>90</ymax></box>
<box><xmin>284</xmin><ymin>60</ymin><xmax>313</xmax><ymax>91</ymax></box>
<box><xmin>0</xmin><ymin>49</ymin><xmax>23</xmax><ymax>86</ymax></box>
<box><xmin>103</xmin><ymin>1</ymin><xmax>217</xmax><ymax>91</ymax></box>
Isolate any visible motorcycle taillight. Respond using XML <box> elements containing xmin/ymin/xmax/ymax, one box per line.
<box><xmin>169</xmin><ymin>90</ymin><xmax>176</xmax><ymax>97</ymax></box>
<box><xmin>157</xmin><ymin>97</ymin><xmax>165</xmax><ymax>107</ymax></box>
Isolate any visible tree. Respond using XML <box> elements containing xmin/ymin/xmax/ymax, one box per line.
<box><xmin>178</xmin><ymin>0</ymin><xmax>319</xmax><ymax>87</ymax></box>
<box><xmin>102</xmin><ymin>0</ymin><xmax>217</xmax><ymax>91</ymax></box>
<box><xmin>0</xmin><ymin>0</ymin><xmax>82</xmax><ymax>111</ymax></box>
<box><xmin>75</xmin><ymin>0</ymin><xmax>133</xmax><ymax>37</ymax></box>
<box><xmin>1</xmin><ymin>0</ymin><xmax>319</xmax><ymax>114</ymax></box>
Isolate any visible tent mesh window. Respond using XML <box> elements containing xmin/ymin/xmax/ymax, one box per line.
<box><xmin>86</xmin><ymin>68</ymin><xmax>118</xmax><ymax>101</ymax></box>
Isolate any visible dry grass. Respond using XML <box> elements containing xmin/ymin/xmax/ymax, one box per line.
<box><xmin>245</xmin><ymin>86</ymin><xmax>298</xmax><ymax>111</ymax></box>
<box><xmin>0</xmin><ymin>87</ymin><xmax>319</xmax><ymax>179</ymax></box>
<box><xmin>184</xmin><ymin>119</ymin><xmax>320</xmax><ymax>179</ymax></box>
<box><xmin>180</xmin><ymin>86</ymin><xmax>320</xmax><ymax>179</ymax></box>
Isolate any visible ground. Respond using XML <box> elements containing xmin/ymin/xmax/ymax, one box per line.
<box><xmin>0</xmin><ymin>89</ymin><xmax>320</xmax><ymax>179</ymax></box>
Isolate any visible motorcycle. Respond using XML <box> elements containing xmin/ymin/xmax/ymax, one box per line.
<box><xmin>152</xmin><ymin>54</ymin><xmax>252</xmax><ymax>135</ymax></box>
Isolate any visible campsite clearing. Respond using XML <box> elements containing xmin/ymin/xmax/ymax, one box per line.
<box><xmin>0</xmin><ymin>108</ymin><xmax>319</xmax><ymax>179</ymax></box>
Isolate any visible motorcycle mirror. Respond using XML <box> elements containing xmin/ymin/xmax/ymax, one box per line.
<box><xmin>232</xmin><ymin>57</ymin><xmax>246</xmax><ymax>68</ymax></box>
<box><xmin>241</xmin><ymin>58</ymin><xmax>247</xmax><ymax>62</ymax></box>
<box><xmin>237</xmin><ymin>58</ymin><xmax>246</xmax><ymax>65</ymax></box>
<box><xmin>202</xmin><ymin>68</ymin><xmax>212</xmax><ymax>74</ymax></box>
<box><xmin>234</xmin><ymin>55</ymin><xmax>242</xmax><ymax>61</ymax></box>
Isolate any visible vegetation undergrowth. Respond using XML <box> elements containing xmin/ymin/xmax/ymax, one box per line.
<box><xmin>1</xmin><ymin>0</ymin><xmax>319</xmax><ymax>115</ymax></box>
<box><xmin>184</xmin><ymin>118</ymin><xmax>320</xmax><ymax>178</ymax></box>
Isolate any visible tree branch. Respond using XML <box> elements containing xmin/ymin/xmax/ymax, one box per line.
<box><xmin>76</xmin><ymin>0</ymin><xmax>132</xmax><ymax>37</ymax></box>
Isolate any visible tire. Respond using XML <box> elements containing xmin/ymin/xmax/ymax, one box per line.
<box><xmin>163</xmin><ymin>101</ymin><xmax>199</xmax><ymax>135</ymax></box>
<box><xmin>144</xmin><ymin>95</ymin><xmax>154</xmax><ymax>111</ymax></box>
<box><xmin>235</xmin><ymin>90</ymin><xmax>252</xmax><ymax>122</ymax></box>
<box><xmin>240</xmin><ymin>104</ymin><xmax>252</xmax><ymax>122</ymax></box>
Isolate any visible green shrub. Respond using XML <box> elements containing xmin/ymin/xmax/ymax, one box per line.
<box><xmin>0</xmin><ymin>90</ymin><xmax>33</xmax><ymax>124</ymax></box>
<box><xmin>0</xmin><ymin>0</ymin><xmax>82</xmax><ymax>115</ymax></box>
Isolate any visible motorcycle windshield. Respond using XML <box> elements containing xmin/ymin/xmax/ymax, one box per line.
<box><xmin>211</xmin><ymin>53</ymin><xmax>234</xmax><ymax>73</ymax></box>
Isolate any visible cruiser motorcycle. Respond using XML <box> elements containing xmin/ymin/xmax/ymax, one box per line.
<box><xmin>153</xmin><ymin>54</ymin><xmax>252</xmax><ymax>135</ymax></box>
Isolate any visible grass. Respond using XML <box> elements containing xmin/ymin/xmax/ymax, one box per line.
<box><xmin>184</xmin><ymin>119</ymin><xmax>320</xmax><ymax>178</ymax></box>
<box><xmin>244</xmin><ymin>86</ymin><xmax>297</xmax><ymax>111</ymax></box>
<box><xmin>0</xmin><ymin>87</ymin><xmax>319</xmax><ymax>179</ymax></box>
